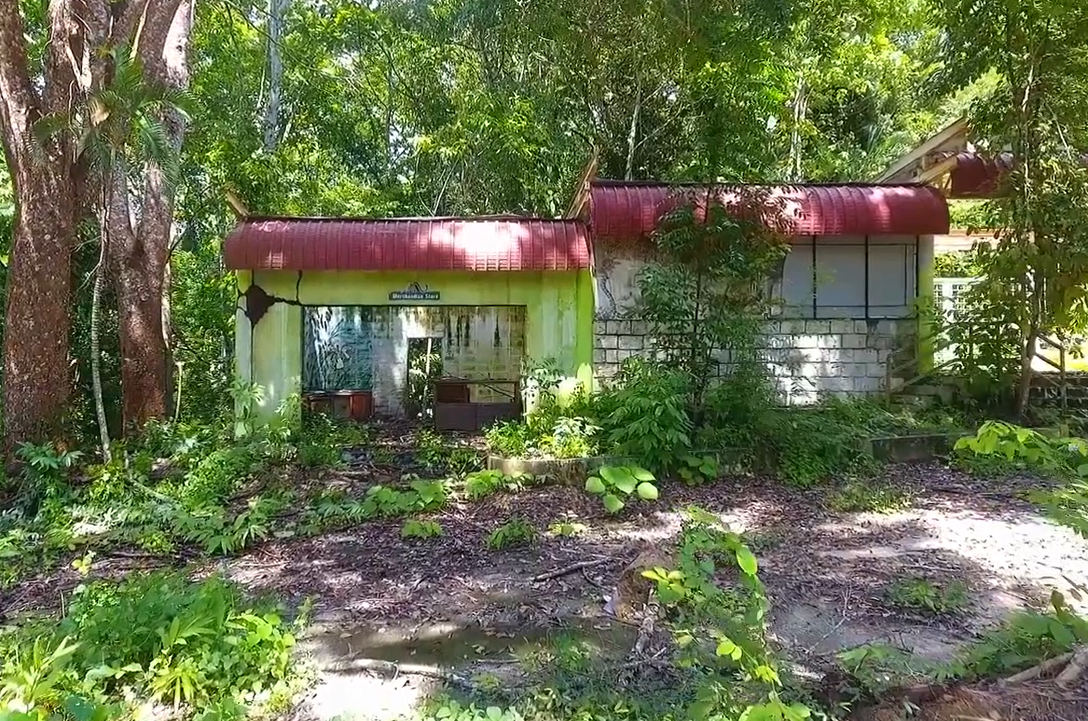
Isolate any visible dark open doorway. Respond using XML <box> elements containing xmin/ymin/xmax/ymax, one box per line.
<box><xmin>404</xmin><ymin>336</ymin><xmax>444</xmax><ymax>420</ymax></box>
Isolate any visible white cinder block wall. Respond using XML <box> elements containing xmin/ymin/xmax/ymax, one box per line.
<box><xmin>591</xmin><ymin>235</ymin><xmax>928</xmax><ymax>403</ymax></box>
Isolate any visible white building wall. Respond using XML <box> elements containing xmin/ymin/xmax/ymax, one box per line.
<box><xmin>592</xmin><ymin>235</ymin><xmax>922</xmax><ymax>403</ymax></box>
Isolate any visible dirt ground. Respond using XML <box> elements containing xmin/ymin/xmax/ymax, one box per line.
<box><xmin>214</xmin><ymin>454</ymin><xmax>1088</xmax><ymax>721</ymax></box>
<box><xmin>4</xmin><ymin>424</ymin><xmax>1087</xmax><ymax>721</ymax></box>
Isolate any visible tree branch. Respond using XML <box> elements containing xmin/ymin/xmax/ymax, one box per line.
<box><xmin>0</xmin><ymin>0</ymin><xmax>43</xmax><ymax>174</ymax></box>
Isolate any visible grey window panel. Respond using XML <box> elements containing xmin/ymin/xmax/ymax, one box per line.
<box><xmin>815</xmin><ymin>245</ymin><xmax>866</xmax><ymax>309</ymax></box>
<box><xmin>781</xmin><ymin>245</ymin><xmax>815</xmax><ymax>317</ymax></box>
<box><xmin>867</xmin><ymin>244</ymin><xmax>910</xmax><ymax>308</ymax></box>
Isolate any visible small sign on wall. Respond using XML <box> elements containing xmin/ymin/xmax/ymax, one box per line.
<box><xmin>389</xmin><ymin>282</ymin><xmax>440</xmax><ymax>301</ymax></box>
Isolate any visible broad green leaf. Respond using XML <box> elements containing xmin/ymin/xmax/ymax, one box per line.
<box><xmin>632</xmin><ymin>466</ymin><xmax>656</xmax><ymax>481</ymax></box>
<box><xmin>636</xmin><ymin>482</ymin><xmax>659</xmax><ymax>500</ymax></box>
<box><xmin>585</xmin><ymin>476</ymin><xmax>606</xmax><ymax>494</ymax></box>
<box><xmin>602</xmin><ymin>493</ymin><xmax>625</xmax><ymax>514</ymax></box>
<box><xmin>735</xmin><ymin>546</ymin><xmax>758</xmax><ymax>575</ymax></box>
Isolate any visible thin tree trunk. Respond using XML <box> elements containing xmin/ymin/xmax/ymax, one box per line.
<box><xmin>262</xmin><ymin>0</ymin><xmax>287</xmax><ymax>152</ymax></box>
<box><xmin>789</xmin><ymin>74</ymin><xmax>808</xmax><ymax>181</ymax></box>
<box><xmin>91</xmin><ymin>222</ymin><xmax>111</xmax><ymax>462</ymax></box>
<box><xmin>624</xmin><ymin>78</ymin><xmax>642</xmax><ymax>181</ymax></box>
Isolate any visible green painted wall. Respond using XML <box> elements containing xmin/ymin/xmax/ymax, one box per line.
<box><xmin>236</xmin><ymin>269</ymin><xmax>594</xmax><ymax>417</ymax></box>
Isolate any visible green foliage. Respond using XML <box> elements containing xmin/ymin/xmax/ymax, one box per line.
<box><xmin>827</xmin><ymin>481</ymin><xmax>913</xmax><ymax>513</ymax></box>
<box><xmin>462</xmin><ymin>470</ymin><xmax>531</xmax><ymax>501</ymax></box>
<box><xmin>598</xmin><ymin>359</ymin><xmax>692</xmax><ymax>472</ymax></box>
<box><xmin>402</xmin><ymin>519</ymin><xmax>444</xmax><ymax>540</ymax></box>
<box><xmin>0</xmin><ymin>573</ymin><xmax>305</xmax><ymax>718</ymax></box>
<box><xmin>641</xmin><ymin>507</ymin><xmax>810</xmax><ymax>720</ymax></box>
<box><xmin>933</xmin><ymin>250</ymin><xmax>983</xmax><ymax>278</ymax></box>
<box><xmin>547</xmin><ymin>521</ymin><xmax>587</xmax><ymax>537</ymax></box>
<box><xmin>885</xmin><ymin>577</ymin><xmax>968</xmax><ymax>615</ymax></box>
<box><xmin>584</xmin><ymin>465</ymin><xmax>658</xmax><ymax>515</ymax></box>
<box><xmin>955</xmin><ymin>421</ymin><xmax>1088</xmax><ymax>537</ymax></box>
<box><xmin>297</xmin><ymin>442</ymin><xmax>343</xmax><ymax>469</ymax></box>
<box><xmin>411</xmin><ymin>429</ymin><xmax>482</xmax><ymax>475</ymax></box>
<box><xmin>936</xmin><ymin>0</ymin><xmax>1088</xmax><ymax>415</ymax></box>
<box><xmin>636</xmin><ymin>197</ymin><xmax>788</xmax><ymax>430</ymax></box>
<box><xmin>485</xmin><ymin>364</ymin><xmax>601</xmax><ymax>461</ymax></box>
<box><xmin>678</xmin><ymin>455</ymin><xmax>719</xmax><ymax>486</ymax></box>
<box><xmin>954</xmin><ymin>593</ymin><xmax>1088</xmax><ymax>679</ymax></box>
<box><xmin>486</xmin><ymin>519</ymin><xmax>536</xmax><ymax>550</ymax></box>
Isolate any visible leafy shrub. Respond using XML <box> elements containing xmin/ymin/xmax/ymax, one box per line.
<box><xmin>487</xmin><ymin>519</ymin><xmax>536</xmax><ymax>550</ymax></box>
<box><xmin>547</xmin><ymin>521</ymin><xmax>586</xmax><ymax>537</ymax></box>
<box><xmin>678</xmin><ymin>454</ymin><xmax>719</xmax><ymax>486</ymax></box>
<box><xmin>484</xmin><ymin>421</ymin><xmax>533</xmax><ymax>458</ymax></box>
<box><xmin>297</xmin><ymin>442</ymin><xmax>343</xmax><ymax>469</ymax></box>
<box><xmin>0</xmin><ymin>572</ymin><xmax>304</xmax><ymax>718</ymax></box>
<box><xmin>463</xmin><ymin>470</ymin><xmax>530</xmax><ymax>501</ymax></box>
<box><xmin>758</xmin><ymin>406</ymin><xmax>873</xmax><ymax>487</ymax></box>
<box><xmin>584</xmin><ymin>465</ymin><xmax>658</xmax><ymax>514</ymax></box>
<box><xmin>955</xmin><ymin>421</ymin><xmax>1088</xmax><ymax>536</ymax></box>
<box><xmin>598</xmin><ymin>358</ymin><xmax>692</xmax><ymax>472</ymax></box>
<box><xmin>402</xmin><ymin>519</ymin><xmax>443</xmax><ymax>539</ymax></box>
<box><xmin>641</xmin><ymin>507</ymin><xmax>810</xmax><ymax>720</ymax></box>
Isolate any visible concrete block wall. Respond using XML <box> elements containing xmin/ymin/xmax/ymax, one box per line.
<box><xmin>593</xmin><ymin>317</ymin><xmax>911</xmax><ymax>404</ymax></box>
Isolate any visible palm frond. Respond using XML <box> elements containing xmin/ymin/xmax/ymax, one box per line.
<box><xmin>33</xmin><ymin>112</ymin><xmax>72</xmax><ymax>144</ymax></box>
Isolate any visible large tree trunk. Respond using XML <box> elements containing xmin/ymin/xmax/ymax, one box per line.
<box><xmin>111</xmin><ymin>162</ymin><xmax>171</xmax><ymax>429</ymax></box>
<box><xmin>0</xmin><ymin>1</ymin><xmax>79</xmax><ymax>452</ymax></box>
<box><xmin>2</xmin><ymin>181</ymin><xmax>76</xmax><ymax>450</ymax></box>
<box><xmin>111</xmin><ymin>0</ymin><xmax>192</xmax><ymax>432</ymax></box>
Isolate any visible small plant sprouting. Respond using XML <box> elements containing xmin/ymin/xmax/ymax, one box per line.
<box><xmin>678</xmin><ymin>454</ymin><xmax>719</xmax><ymax>486</ymax></box>
<box><xmin>401</xmin><ymin>519</ymin><xmax>443</xmax><ymax>539</ymax></box>
<box><xmin>487</xmin><ymin>518</ymin><xmax>536</xmax><ymax>550</ymax></box>
<box><xmin>584</xmin><ymin>465</ymin><xmax>658</xmax><ymax>514</ymax></box>
<box><xmin>463</xmin><ymin>469</ymin><xmax>530</xmax><ymax>501</ymax></box>
<box><xmin>548</xmin><ymin>521</ymin><xmax>587</xmax><ymax>537</ymax></box>
<box><xmin>886</xmin><ymin>576</ymin><xmax>969</xmax><ymax>615</ymax></box>
<box><xmin>827</xmin><ymin>480</ymin><xmax>913</xmax><ymax>513</ymax></box>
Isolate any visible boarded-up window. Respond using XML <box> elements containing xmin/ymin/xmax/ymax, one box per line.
<box><xmin>867</xmin><ymin>244</ymin><xmax>914</xmax><ymax>317</ymax></box>
<box><xmin>780</xmin><ymin>240</ymin><xmax>814</xmax><ymax>315</ymax></box>
<box><xmin>815</xmin><ymin>245</ymin><xmax>866</xmax><ymax>318</ymax></box>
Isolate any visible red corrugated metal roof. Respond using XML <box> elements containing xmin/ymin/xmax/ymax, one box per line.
<box><xmin>946</xmin><ymin>152</ymin><xmax>1014</xmax><ymax>198</ymax></box>
<box><xmin>943</xmin><ymin>152</ymin><xmax>1088</xmax><ymax>198</ymax></box>
<box><xmin>223</xmin><ymin>217</ymin><xmax>591</xmax><ymax>271</ymax></box>
<box><xmin>588</xmin><ymin>181</ymin><xmax>950</xmax><ymax>240</ymax></box>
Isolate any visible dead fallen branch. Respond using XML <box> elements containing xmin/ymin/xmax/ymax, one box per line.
<box><xmin>1056</xmin><ymin>647</ymin><xmax>1088</xmax><ymax>688</ymax></box>
<box><xmin>1001</xmin><ymin>652</ymin><xmax>1074</xmax><ymax>685</ymax></box>
<box><xmin>530</xmin><ymin>557</ymin><xmax>615</xmax><ymax>583</ymax></box>
<box><xmin>319</xmin><ymin>657</ymin><xmax>478</xmax><ymax>689</ymax></box>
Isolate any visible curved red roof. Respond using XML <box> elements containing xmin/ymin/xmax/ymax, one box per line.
<box><xmin>946</xmin><ymin>152</ymin><xmax>1014</xmax><ymax>198</ymax></box>
<box><xmin>224</xmin><ymin>217</ymin><xmax>591</xmax><ymax>271</ymax></box>
<box><xmin>588</xmin><ymin>181</ymin><xmax>950</xmax><ymax>240</ymax></box>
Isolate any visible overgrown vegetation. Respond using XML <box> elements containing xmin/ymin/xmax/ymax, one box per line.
<box><xmin>954</xmin><ymin>420</ymin><xmax>1088</xmax><ymax>537</ymax></box>
<box><xmin>482</xmin><ymin>200</ymin><xmax>968</xmax><ymax>489</ymax></box>
<box><xmin>0</xmin><ymin>572</ymin><xmax>308</xmax><ymax>720</ymax></box>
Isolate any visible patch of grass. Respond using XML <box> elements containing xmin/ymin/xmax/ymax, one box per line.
<box><xmin>827</xmin><ymin>480</ymin><xmax>913</xmax><ymax>513</ymax></box>
<box><xmin>885</xmin><ymin>576</ymin><xmax>969</xmax><ymax>615</ymax></box>
<box><xmin>487</xmin><ymin>518</ymin><xmax>536</xmax><ymax>550</ymax></box>
<box><xmin>743</xmin><ymin>527</ymin><xmax>786</xmax><ymax>552</ymax></box>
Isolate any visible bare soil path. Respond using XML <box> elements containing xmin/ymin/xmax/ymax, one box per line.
<box><xmin>215</xmin><ymin>460</ymin><xmax>1088</xmax><ymax>721</ymax></box>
